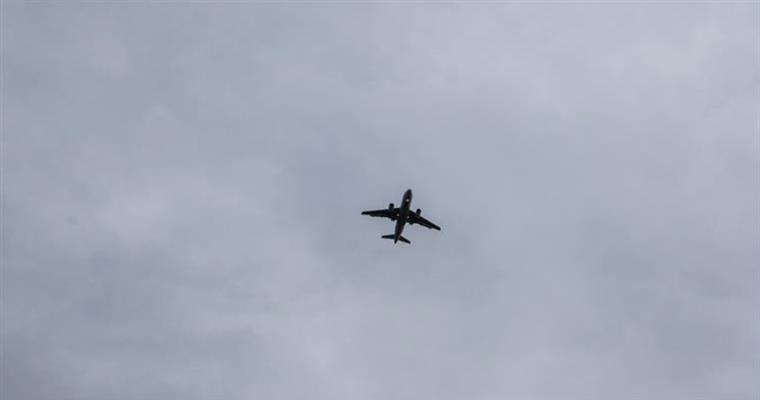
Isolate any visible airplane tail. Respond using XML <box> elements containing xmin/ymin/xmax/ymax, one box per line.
<box><xmin>381</xmin><ymin>234</ymin><xmax>410</xmax><ymax>244</ymax></box>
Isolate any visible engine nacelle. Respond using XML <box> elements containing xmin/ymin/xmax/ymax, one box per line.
<box><xmin>388</xmin><ymin>203</ymin><xmax>395</xmax><ymax>211</ymax></box>
<box><xmin>416</xmin><ymin>208</ymin><xmax>422</xmax><ymax>216</ymax></box>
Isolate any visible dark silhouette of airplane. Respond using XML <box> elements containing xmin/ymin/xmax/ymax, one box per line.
<box><xmin>361</xmin><ymin>189</ymin><xmax>441</xmax><ymax>244</ymax></box>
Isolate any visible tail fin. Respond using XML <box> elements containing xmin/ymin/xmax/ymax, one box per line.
<box><xmin>381</xmin><ymin>234</ymin><xmax>410</xmax><ymax>244</ymax></box>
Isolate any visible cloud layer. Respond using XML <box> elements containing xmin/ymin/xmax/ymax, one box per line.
<box><xmin>3</xmin><ymin>3</ymin><xmax>758</xmax><ymax>399</ymax></box>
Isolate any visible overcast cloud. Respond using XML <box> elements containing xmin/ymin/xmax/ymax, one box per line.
<box><xmin>2</xmin><ymin>3</ymin><xmax>759</xmax><ymax>400</ymax></box>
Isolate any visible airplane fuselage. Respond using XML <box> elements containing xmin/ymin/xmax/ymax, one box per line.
<box><xmin>394</xmin><ymin>189</ymin><xmax>413</xmax><ymax>243</ymax></box>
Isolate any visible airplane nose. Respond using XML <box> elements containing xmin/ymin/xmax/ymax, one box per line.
<box><xmin>405</xmin><ymin>189</ymin><xmax>412</xmax><ymax>198</ymax></box>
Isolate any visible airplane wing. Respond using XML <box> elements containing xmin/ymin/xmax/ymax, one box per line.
<box><xmin>361</xmin><ymin>208</ymin><xmax>397</xmax><ymax>220</ymax></box>
<box><xmin>408</xmin><ymin>212</ymin><xmax>441</xmax><ymax>231</ymax></box>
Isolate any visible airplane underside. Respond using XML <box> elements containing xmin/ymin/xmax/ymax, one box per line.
<box><xmin>361</xmin><ymin>189</ymin><xmax>440</xmax><ymax>245</ymax></box>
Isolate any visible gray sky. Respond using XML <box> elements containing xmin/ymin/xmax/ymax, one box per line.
<box><xmin>2</xmin><ymin>3</ymin><xmax>758</xmax><ymax>400</ymax></box>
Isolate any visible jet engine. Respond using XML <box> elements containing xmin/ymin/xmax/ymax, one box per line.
<box><xmin>388</xmin><ymin>203</ymin><xmax>395</xmax><ymax>211</ymax></box>
<box><xmin>406</xmin><ymin>208</ymin><xmax>422</xmax><ymax>225</ymax></box>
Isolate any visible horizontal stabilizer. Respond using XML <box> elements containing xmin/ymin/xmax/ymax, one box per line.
<box><xmin>381</xmin><ymin>234</ymin><xmax>410</xmax><ymax>244</ymax></box>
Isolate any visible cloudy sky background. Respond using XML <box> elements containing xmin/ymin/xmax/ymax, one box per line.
<box><xmin>3</xmin><ymin>3</ymin><xmax>759</xmax><ymax>399</ymax></box>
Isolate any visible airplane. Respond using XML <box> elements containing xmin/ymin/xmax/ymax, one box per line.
<box><xmin>361</xmin><ymin>189</ymin><xmax>441</xmax><ymax>244</ymax></box>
